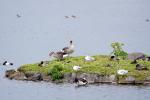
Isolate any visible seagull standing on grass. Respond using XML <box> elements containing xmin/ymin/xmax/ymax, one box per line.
<box><xmin>117</xmin><ymin>69</ymin><xmax>128</xmax><ymax>75</ymax></box>
<box><xmin>85</xmin><ymin>55</ymin><xmax>95</xmax><ymax>61</ymax></box>
<box><xmin>73</xmin><ymin>66</ymin><xmax>81</xmax><ymax>71</ymax></box>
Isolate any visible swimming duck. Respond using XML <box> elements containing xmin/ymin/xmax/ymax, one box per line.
<box><xmin>49</xmin><ymin>51</ymin><xmax>66</xmax><ymax>60</ymax></box>
<box><xmin>117</xmin><ymin>69</ymin><xmax>128</xmax><ymax>75</ymax></box>
<box><xmin>85</xmin><ymin>55</ymin><xmax>95</xmax><ymax>61</ymax></box>
<box><xmin>62</xmin><ymin>40</ymin><xmax>74</xmax><ymax>56</ymax></box>
<box><xmin>3</xmin><ymin>61</ymin><xmax>13</xmax><ymax>66</ymax></box>
<box><xmin>74</xmin><ymin>77</ymin><xmax>88</xmax><ymax>86</ymax></box>
<box><xmin>73</xmin><ymin>66</ymin><xmax>81</xmax><ymax>71</ymax></box>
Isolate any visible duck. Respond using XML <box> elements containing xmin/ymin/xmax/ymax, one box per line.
<box><xmin>3</xmin><ymin>61</ymin><xmax>13</xmax><ymax>66</ymax></box>
<box><xmin>49</xmin><ymin>51</ymin><xmax>67</xmax><ymax>60</ymax></box>
<box><xmin>117</xmin><ymin>69</ymin><xmax>128</xmax><ymax>75</ymax></box>
<box><xmin>62</xmin><ymin>40</ymin><xmax>74</xmax><ymax>56</ymax></box>
<box><xmin>71</xmin><ymin>15</ymin><xmax>76</xmax><ymax>18</ymax></box>
<box><xmin>85</xmin><ymin>55</ymin><xmax>95</xmax><ymax>61</ymax></box>
<box><xmin>74</xmin><ymin>77</ymin><xmax>88</xmax><ymax>86</ymax></box>
<box><xmin>38</xmin><ymin>61</ymin><xmax>49</xmax><ymax>67</ymax></box>
<box><xmin>73</xmin><ymin>66</ymin><xmax>81</xmax><ymax>71</ymax></box>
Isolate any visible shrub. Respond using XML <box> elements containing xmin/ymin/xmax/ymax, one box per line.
<box><xmin>48</xmin><ymin>65</ymin><xmax>63</xmax><ymax>81</ymax></box>
<box><xmin>111</xmin><ymin>42</ymin><xmax>128</xmax><ymax>59</ymax></box>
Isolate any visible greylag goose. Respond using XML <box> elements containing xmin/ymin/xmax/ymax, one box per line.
<box><xmin>49</xmin><ymin>51</ymin><xmax>66</xmax><ymax>60</ymax></box>
<box><xmin>62</xmin><ymin>40</ymin><xmax>74</xmax><ymax>56</ymax></box>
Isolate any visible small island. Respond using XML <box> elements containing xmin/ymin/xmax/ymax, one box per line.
<box><xmin>5</xmin><ymin>42</ymin><xmax>150</xmax><ymax>85</ymax></box>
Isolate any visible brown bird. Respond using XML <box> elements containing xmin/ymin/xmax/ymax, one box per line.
<box><xmin>62</xmin><ymin>40</ymin><xmax>74</xmax><ymax>56</ymax></box>
<box><xmin>49</xmin><ymin>51</ymin><xmax>67</xmax><ymax>60</ymax></box>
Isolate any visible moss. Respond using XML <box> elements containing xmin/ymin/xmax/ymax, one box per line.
<box><xmin>17</xmin><ymin>55</ymin><xmax>150</xmax><ymax>81</ymax></box>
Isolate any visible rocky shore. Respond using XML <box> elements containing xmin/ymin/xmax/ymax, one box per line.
<box><xmin>5</xmin><ymin>54</ymin><xmax>150</xmax><ymax>85</ymax></box>
<box><xmin>5</xmin><ymin>69</ymin><xmax>150</xmax><ymax>85</ymax></box>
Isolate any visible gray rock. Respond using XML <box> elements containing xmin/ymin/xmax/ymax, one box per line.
<box><xmin>128</xmin><ymin>52</ymin><xmax>145</xmax><ymax>60</ymax></box>
<box><xmin>126</xmin><ymin>76</ymin><xmax>135</xmax><ymax>82</ymax></box>
<box><xmin>5</xmin><ymin>69</ymin><xmax>26</xmax><ymax>80</ymax></box>
<box><xmin>5</xmin><ymin>69</ymin><xmax>16</xmax><ymax>78</ymax></box>
<box><xmin>25</xmin><ymin>72</ymin><xmax>43</xmax><ymax>81</ymax></box>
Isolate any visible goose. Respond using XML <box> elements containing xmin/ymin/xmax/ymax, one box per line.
<box><xmin>62</xmin><ymin>40</ymin><xmax>74</xmax><ymax>56</ymax></box>
<box><xmin>73</xmin><ymin>66</ymin><xmax>81</xmax><ymax>71</ymax></box>
<box><xmin>3</xmin><ymin>61</ymin><xmax>13</xmax><ymax>66</ymax></box>
<box><xmin>49</xmin><ymin>51</ymin><xmax>66</xmax><ymax>60</ymax></box>
<box><xmin>85</xmin><ymin>55</ymin><xmax>95</xmax><ymax>61</ymax></box>
<box><xmin>74</xmin><ymin>77</ymin><xmax>88</xmax><ymax>86</ymax></box>
<box><xmin>117</xmin><ymin>69</ymin><xmax>128</xmax><ymax>75</ymax></box>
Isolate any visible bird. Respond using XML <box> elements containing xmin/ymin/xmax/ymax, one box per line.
<box><xmin>38</xmin><ymin>61</ymin><xmax>49</xmax><ymax>67</ymax></box>
<box><xmin>49</xmin><ymin>51</ymin><xmax>67</xmax><ymax>60</ymax></box>
<box><xmin>74</xmin><ymin>77</ymin><xmax>88</xmax><ymax>86</ymax></box>
<box><xmin>71</xmin><ymin>15</ymin><xmax>76</xmax><ymax>18</ymax></box>
<box><xmin>117</xmin><ymin>69</ymin><xmax>128</xmax><ymax>75</ymax></box>
<box><xmin>85</xmin><ymin>55</ymin><xmax>95</xmax><ymax>61</ymax></box>
<box><xmin>3</xmin><ymin>61</ymin><xmax>13</xmax><ymax>66</ymax></box>
<box><xmin>16</xmin><ymin>14</ymin><xmax>21</xmax><ymax>18</ymax></box>
<box><xmin>73</xmin><ymin>66</ymin><xmax>81</xmax><ymax>71</ymax></box>
<box><xmin>64</xmin><ymin>16</ymin><xmax>69</xmax><ymax>18</ymax></box>
<box><xmin>146</xmin><ymin>19</ymin><xmax>150</xmax><ymax>22</ymax></box>
<box><xmin>62</xmin><ymin>40</ymin><xmax>74</xmax><ymax>56</ymax></box>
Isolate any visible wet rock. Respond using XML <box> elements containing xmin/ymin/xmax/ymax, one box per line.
<box><xmin>5</xmin><ymin>69</ymin><xmax>16</xmax><ymax>78</ymax></box>
<box><xmin>42</xmin><ymin>74</ymin><xmax>51</xmax><ymax>82</ymax></box>
<box><xmin>128</xmin><ymin>52</ymin><xmax>145</xmax><ymax>60</ymax></box>
<box><xmin>25</xmin><ymin>72</ymin><xmax>43</xmax><ymax>81</ymax></box>
<box><xmin>5</xmin><ymin>69</ymin><xmax>26</xmax><ymax>80</ymax></box>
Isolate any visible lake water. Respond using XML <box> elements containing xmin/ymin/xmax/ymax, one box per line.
<box><xmin>0</xmin><ymin>0</ymin><xmax>150</xmax><ymax>100</ymax></box>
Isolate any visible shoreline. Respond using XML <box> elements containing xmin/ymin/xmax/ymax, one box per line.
<box><xmin>5</xmin><ymin>55</ymin><xmax>150</xmax><ymax>86</ymax></box>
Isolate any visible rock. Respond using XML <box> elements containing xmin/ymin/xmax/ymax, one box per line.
<box><xmin>126</xmin><ymin>76</ymin><xmax>135</xmax><ymax>82</ymax></box>
<box><xmin>5</xmin><ymin>69</ymin><xmax>16</xmax><ymax>78</ymax></box>
<box><xmin>128</xmin><ymin>52</ymin><xmax>146</xmax><ymax>60</ymax></box>
<box><xmin>42</xmin><ymin>74</ymin><xmax>51</xmax><ymax>82</ymax></box>
<box><xmin>25</xmin><ymin>72</ymin><xmax>43</xmax><ymax>81</ymax></box>
<box><xmin>5</xmin><ymin>69</ymin><xmax>26</xmax><ymax>80</ymax></box>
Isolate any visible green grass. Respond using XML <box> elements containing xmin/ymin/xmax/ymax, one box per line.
<box><xmin>17</xmin><ymin>55</ymin><xmax>150</xmax><ymax>81</ymax></box>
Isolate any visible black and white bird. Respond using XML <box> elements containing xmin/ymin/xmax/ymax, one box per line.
<box><xmin>62</xmin><ymin>40</ymin><xmax>74</xmax><ymax>56</ymax></box>
<box><xmin>74</xmin><ymin>77</ymin><xmax>88</xmax><ymax>86</ymax></box>
<box><xmin>3</xmin><ymin>61</ymin><xmax>13</xmax><ymax>66</ymax></box>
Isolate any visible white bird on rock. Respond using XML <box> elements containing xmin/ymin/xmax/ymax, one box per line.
<box><xmin>117</xmin><ymin>69</ymin><xmax>128</xmax><ymax>75</ymax></box>
<box><xmin>85</xmin><ymin>55</ymin><xmax>95</xmax><ymax>61</ymax></box>
<box><xmin>73</xmin><ymin>66</ymin><xmax>81</xmax><ymax>71</ymax></box>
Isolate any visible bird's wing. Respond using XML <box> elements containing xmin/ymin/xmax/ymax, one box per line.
<box><xmin>62</xmin><ymin>47</ymin><xmax>69</xmax><ymax>50</ymax></box>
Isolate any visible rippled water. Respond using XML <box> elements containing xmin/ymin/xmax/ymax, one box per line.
<box><xmin>0</xmin><ymin>0</ymin><xmax>150</xmax><ymax>100</ymax></box>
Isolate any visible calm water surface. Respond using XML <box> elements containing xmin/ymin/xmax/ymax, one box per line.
<box><xmin>0</xmin><ymin>0</ymin><xmax>150</xmax><ymax>100</ymax></box>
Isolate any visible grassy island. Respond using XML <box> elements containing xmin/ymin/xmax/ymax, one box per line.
<box><xmin>16</xmin><ymin>55</ymin><xmax>150</xmax><ymax>82</ymax></box>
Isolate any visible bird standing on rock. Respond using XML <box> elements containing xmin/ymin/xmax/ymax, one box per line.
<box><xmin>74</xmin><ymin>77</ymin><xmax>88</xmax><ymax>86</ymax></box>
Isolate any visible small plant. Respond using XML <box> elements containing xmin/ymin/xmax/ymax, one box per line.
<box><xmin>111</xmin><ymin>42</ymin><xmax>128</xmax><ymax>59</ymax></box>
<box><xmin>48</xmin><ymin>65</ymin><xmax>64</xmax><ymax>81</ymax></box>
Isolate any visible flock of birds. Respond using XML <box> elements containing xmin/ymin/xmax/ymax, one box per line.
<box><xmin>46</xmin><ymin>40</ymin><xmax>131</xmax><ymax>86</ymax></box>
